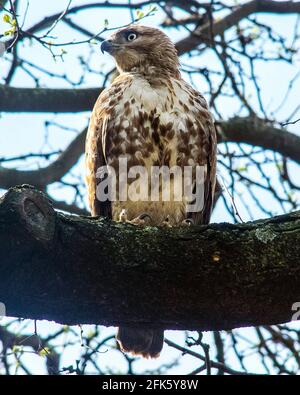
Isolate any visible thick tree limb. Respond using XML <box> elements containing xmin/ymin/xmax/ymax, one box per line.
<box><xmin>1</xmin><ymin>185</ymin><xmax>300</xmax><ymax>331</ymax></box>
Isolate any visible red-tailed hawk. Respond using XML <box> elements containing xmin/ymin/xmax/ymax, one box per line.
<box><xmin>85</xmin><ymin>25</ymin><xmax>217</xmax><ymax>358</ymax></box>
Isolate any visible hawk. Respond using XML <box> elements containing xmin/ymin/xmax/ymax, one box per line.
<box><xmin>85</xmin><ymin>25</ymin><xmax>217</xmax><ymax>358</ymax></box>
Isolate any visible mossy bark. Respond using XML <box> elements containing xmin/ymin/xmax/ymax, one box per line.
<box><xmin>0</xmin><ymin>185</ymin><xmax>300</xmax><ymax>331</ymax></box>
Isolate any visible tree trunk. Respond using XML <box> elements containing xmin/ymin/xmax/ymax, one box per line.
<box><xmin>0</xmin><ymin>185</ymin><xmax>300</xmax><ymax>331</ymax></box>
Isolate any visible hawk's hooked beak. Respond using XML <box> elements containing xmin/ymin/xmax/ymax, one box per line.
<box><xmin>101</xmin><ymin>40</ymin><xmax>113</xmax><ymax>54</ymax></box>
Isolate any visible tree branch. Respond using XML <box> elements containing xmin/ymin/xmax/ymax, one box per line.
<box><xmin>0</xmin><ymin>86</ymin><xmax>100</xmax><ymax>113</ymax></box>
<box><xmin>0</xmin><ymin>129</ymin><xmax>86</xmax><ymax>189</ymax></box>
<box><xmin>218</xmin><ymin>117</ymin><xmax>300</xmax><ymax>164</ymax></box>
<box><xmin>26</xmin><ymin>1</ymin><xmax>208</xmax><ymax>33</ymax></box>
<box><xmin>1</xmin><ymin>2</ymin><xmax>299</xmax><ymax>113</ymax></box>
<box><xmin>175</xmin><ymin>0</ymin><xmax>300</xmax><ymax>55</ymax></box>
<box><xmin>1</xmin><ymin>185</ymin><xmax>300</xmax><ymax>330</ymax></box>
<box><xmin>0</xmin><ymin>325</ymin><xmax>60</xmax><ymax>374</ymax></box>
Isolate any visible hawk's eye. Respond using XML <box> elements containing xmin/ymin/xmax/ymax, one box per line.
<box><xmin>126</xmin><ymin>32</ymin><xmax>137</xmax><ymax>42</ymax></box>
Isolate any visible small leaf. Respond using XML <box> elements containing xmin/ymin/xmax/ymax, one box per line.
<box><xmin>12</xmin><ymin>345</ymin><xmax>21</xmax><ymax>353</ymax></box>
<box><xmin>104</xmin><ymin>19</ymin><xmax>109</xmax><ymax>28</ymax></box>
<box><xmin>276</xmin><ymin>162</ymin><xmax>283</xmax><ymax>171</ymax></box>
<box><xmin>87</xmin><ymin>330</ymin><xmax>95</xmax><ymax>339</ymax></box>
<box><xmin>149</xmin><ymin>5</ymin><xmax>158</xmax><ymax>13</ymax></box>
<box><xmin>251</xmin><ymin>26</ymin><xmax>260</xmax><ymax>35</ymax></box>
<box><xmin>39</xmin><ymin>347</ymin><xmax>50</xmax><ymax>357</ymax></box>
<box><xmin>3</xmin><ymin>14</ymin><xmax>11</xmax><ymax>23</ymax></box>
<box><xmin>4</xmin><ymin>27</ymin><xmax>15</xmax><ymax>36</ymax></box>
<box><xmin>136</xmin><ymin>9</ymin><xmax>144</xmax><ymax>20</ymax></box>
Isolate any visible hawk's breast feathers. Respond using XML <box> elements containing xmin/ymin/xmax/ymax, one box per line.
<box><xmin>86</xmin><ymin>72</ymin><xmax>217</xmax><ymax>225</ymax></box>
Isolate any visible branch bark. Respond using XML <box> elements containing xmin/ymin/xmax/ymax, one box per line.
<box><xmin>1</xmin><ymin>185</ymin><xmax>300</xmax><ymax>331</ymax></box>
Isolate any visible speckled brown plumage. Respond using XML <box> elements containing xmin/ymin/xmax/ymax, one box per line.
<box><xmin>85</xmin><ymin>24</ymin><xmax>217</xmax><ymax>358</ymax></box>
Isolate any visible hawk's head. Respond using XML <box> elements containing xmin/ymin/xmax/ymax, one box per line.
<box><xmin>101</xmin><ymin>25</ymin><xmax>179</xmax><ymax>76</ymax></box>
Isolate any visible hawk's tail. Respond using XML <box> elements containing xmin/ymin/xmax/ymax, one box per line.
<box><xmin>116</xmin><ymin>327</ymin><xmax>164</xmax><ymax>359</ymax></box>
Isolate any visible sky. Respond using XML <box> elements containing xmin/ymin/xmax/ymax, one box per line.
<box><xmin>1</xmin><ymin>0</ymin><xmax>300</xmax><ymax>374</ymax></box>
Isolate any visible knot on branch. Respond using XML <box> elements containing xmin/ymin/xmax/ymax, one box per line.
<box><xmin>1</xmin><ymin>184</ymin><xmax>55</xmax><ymax>242</ymax></box>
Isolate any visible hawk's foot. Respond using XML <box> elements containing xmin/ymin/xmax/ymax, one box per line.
<box><xmin>161</xmin><ymin>216</ymin><xmax>172</xmax><ymax>228</ymax></box>
<box><xmin>128</xmin><ymin>213</ymin><xmax>152</xmax><ymax>226</ymax></box>
<box><xmin>118</xmin><ymin>210</ymin><xmax>152</xmax><ymax>226</ymax></box>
